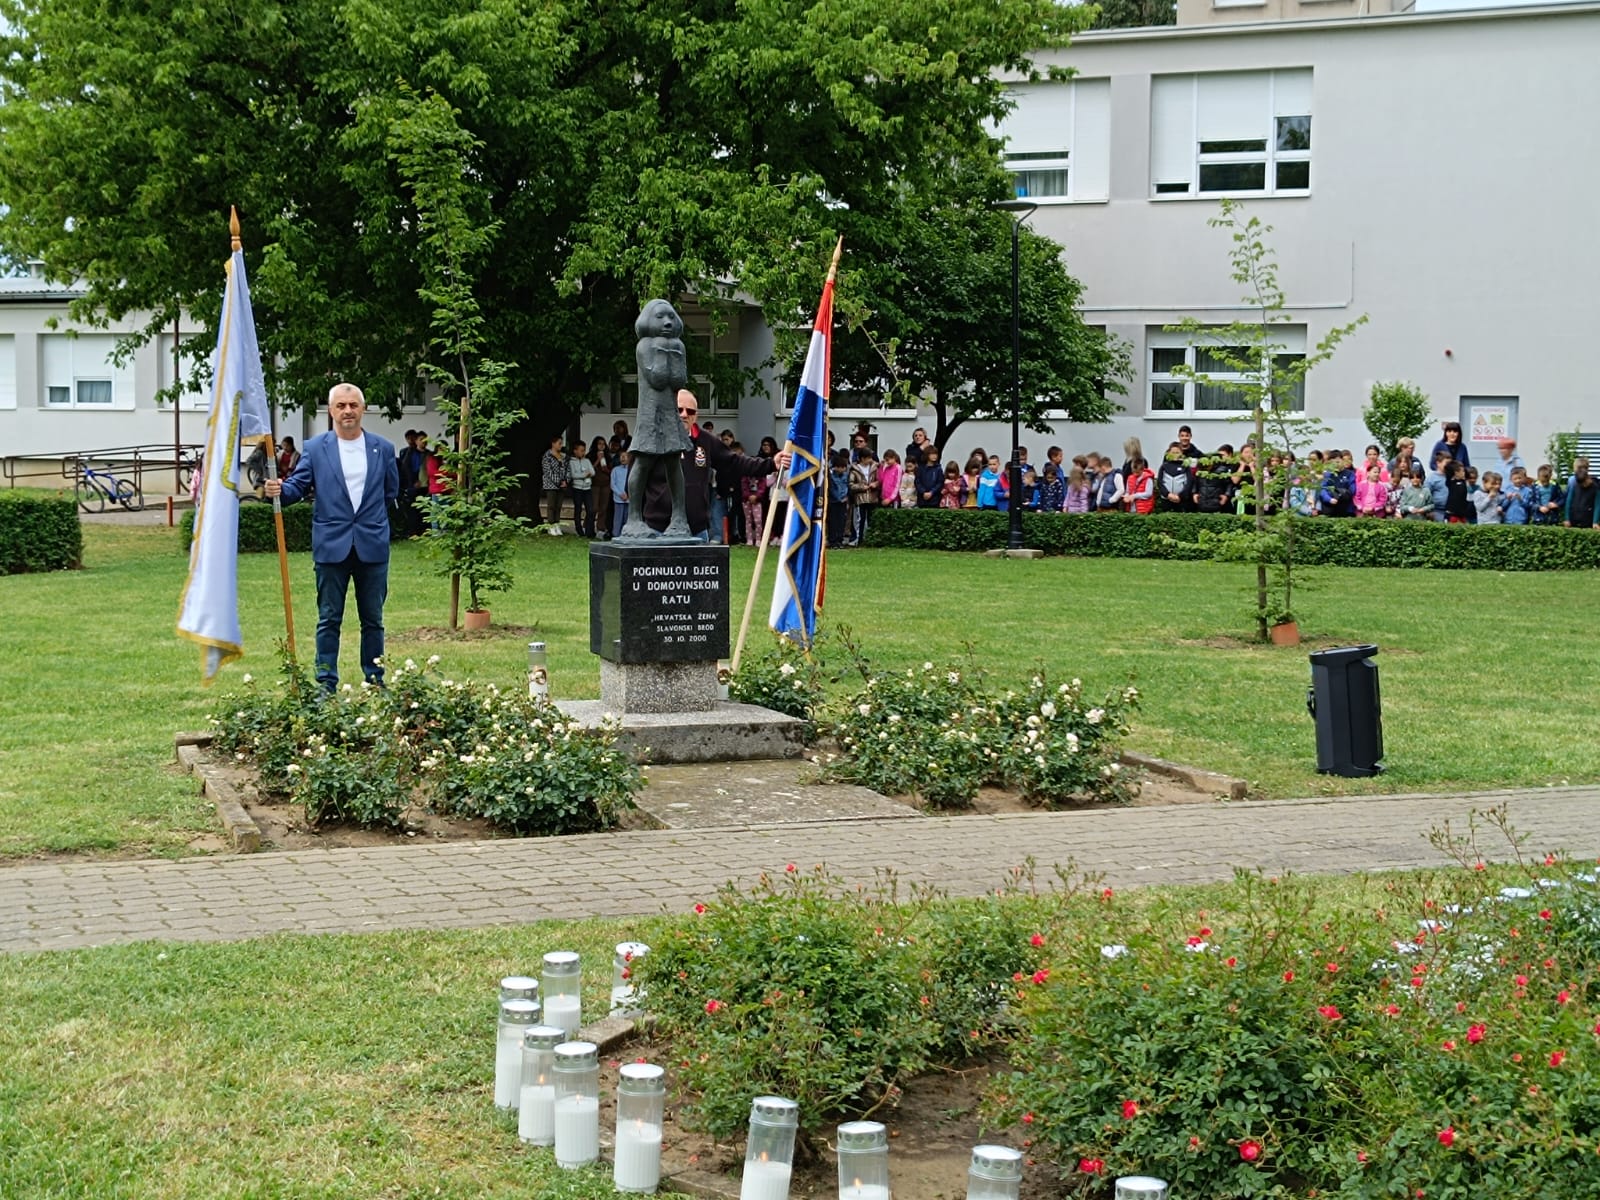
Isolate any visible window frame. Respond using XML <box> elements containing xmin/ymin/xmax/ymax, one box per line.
<box><xmin>40</xmin><ymin>333</ymin><xmax>126</xmax><ymax>410</ymax></box>
<box><xmin>1146</xmin><ymin>328</ymin><xmax>1307</xmax><ymax>417</ymax></box>
<box><xmin>1000</xmin><ymin>78</ymin><xmax>1111</xmax><ymax>205</ymax></box>
<box><xmin>1151</xmin><ymin>71</ymin><xmax>1312</xmax><ymax>200</ymax></box>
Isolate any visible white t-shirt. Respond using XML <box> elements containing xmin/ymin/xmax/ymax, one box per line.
<box><xmin>337</xmin><ymin>435</ymin><xmax>368</xmax><ymax>512</ymax></box>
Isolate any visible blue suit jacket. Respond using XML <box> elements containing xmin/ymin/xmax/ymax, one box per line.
<box><xmin>279</xmin><ymin>431</ymin><xmax>399</xmax><ymax>563</ymax></box>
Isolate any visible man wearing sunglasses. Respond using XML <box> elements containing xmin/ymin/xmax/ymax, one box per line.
<box><xmin>639</xmin><ymin>390</ymin><xmax>789</xmax><ymax>541</ymax></box>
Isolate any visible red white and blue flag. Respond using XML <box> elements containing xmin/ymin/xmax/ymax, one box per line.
<box><xmin>768</xmin><ymin>252</ymin><xmax>837</xmax><ymax>647</ymax></box>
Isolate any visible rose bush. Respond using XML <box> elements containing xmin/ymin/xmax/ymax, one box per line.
<box><xmin>990</xmin><ymin>827</ymin><xmax>1600</xmax><ymax>1198</ymax></box>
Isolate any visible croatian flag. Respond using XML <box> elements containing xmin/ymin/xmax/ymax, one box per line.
<box><xmin>176</xmin><ymin>239</ymin><xmax>272</xmax><ymax>683</ymax></box>
<box><xmin>768</xmin><ymin>266</ymin><xmax>836</xmax><ymax>647</ymax></box>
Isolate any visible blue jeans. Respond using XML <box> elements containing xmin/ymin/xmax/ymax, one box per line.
<box><xmin>708</xmin><ymin>494</ymin><xmax>729</xmax><ymax>544</ymax></box>
<box><xmin>314</xmin><ymin>550</ymin><xmax>388</xmax><ymax>690</ymax></box>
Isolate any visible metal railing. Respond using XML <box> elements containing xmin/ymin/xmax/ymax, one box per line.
<box><xmin>3</xmin><ymin>443</ymin><xmax>206</xmax><ymax>498</ymax></box>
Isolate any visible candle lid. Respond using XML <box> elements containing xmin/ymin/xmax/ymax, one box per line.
<box><xmin>499</xmin><ymin>975</ymin><xmax>539</xmax><ymax>999</ymax></box>
<box><xmin>543</xmin><ymin>950</ymin><xmax>580</xmax><ymax>972</ymax></box>
<box><xmin>615</xmin><ymin>941</ymin><xmax>650</xmax><ymax>963</ymax></box>
<box><xmin>528</xmin><ymin>641</ymin><xmax>546</xmax><ymax>652</ymax></box>
<box><xmin>620</xmin><ymin>1062</ymin><xmax>666</xmax><ymax>1084</ymax></box>
<box><xmin>837</xmin><ymin>1121</ymin><xmax>888</xmax><ymax>1151</ymax></box>
<box><xmin>522</xmin><ymin>1024</ymin><xmax>565</xmax><ymax>1051</ymax></box>
<box><xmin>1114</xmin><ymin>1176</ymin><xmax>1169</xmax><ymax>1195</ymax></box>
<box><xmin>553</xmin><ymin>1040</ymin><xmax>598</xmax><ymax>1066</ymax></box>
<box><xmin>499</xmin><ymin>998</ymin><xmax>540</xmax><ymax>1024</ymax></box>
<box><xmin>749</xmin><ymin>1095</ymin><xmax>800</xmax><ymax>1125</ymax></box>
<box><xmin>970</xmin><ymin>1145</ymin><xmax>1024</xmax><ymax>1180</ymax></box>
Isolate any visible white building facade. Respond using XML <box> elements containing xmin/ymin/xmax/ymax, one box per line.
<box><xmin>990</xmin><ymin>2</ymin><xmax>1600</xmax><ymax>467</ymax></box>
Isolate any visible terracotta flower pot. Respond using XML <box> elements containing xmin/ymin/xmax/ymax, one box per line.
<box><xmin>463</xmin><ymin>608</ymin><xmax>491</xmax><ymax>631</ymax></box>
<box><xmin>1269</xmin><ymin>619</ymin><xmax>1299</xmax><ymax>647</ymax></box>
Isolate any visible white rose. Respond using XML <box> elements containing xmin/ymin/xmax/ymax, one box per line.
<box><xmin>1101</xmin><ymin>944</ymin><xmax>1128</xmax><ymax>959</ymax></box>
<box><xmin>1087</xmin><ymin>708</ymin><xmax>1105</xmax><ymax>725</ymax></box>
<box><xmin>858</xmin><ymin>704</ymin><xmax>872</xmax><ymax>716</ymax></box>
<box><xmin>241</xmin><ymin>673</ymin><xmax>253</xmax><ymax>684</ymax></box>
<box><xmin>1040</xmin><ymin>701</ymin><xmax>1056</xmax><ymax>720</ymax></box>
<box><xmin>779</xmin><ymin>662</ymin><xmax>796</xmax><ymax>676</ymax></box>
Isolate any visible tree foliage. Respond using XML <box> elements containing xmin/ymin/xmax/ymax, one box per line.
<box><xmin>1363</xmin><ymin>380</ymin><xmax>1433</xmax><ymax>460</ymax></box>
<box><xmin>0</xmin><ymin>0</ymin><xmax>1094</xmax><ymax>446</ymax></box>
<box><xmin>835</xmin><ymin>192</ymin><xmax>1131</xmax><ymax>453</ymax></box>
<box><xmin>1168</xmin><ymin>199</ymin><xmax>1367</xmax><ymax>639</ymax></box>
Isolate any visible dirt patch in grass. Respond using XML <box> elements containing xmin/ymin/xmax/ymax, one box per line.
<box><xmin>397</xmin><ymin>624</ymin><xmax>541</xmax><ymax>642</ymax></box>
<box><xmin>1174</xmin><ymin>634</ymin><xmax>1418</xmax><ymax>655</ymax></box>
<box><xmin>602</xmin><ymin>1039</ymin><xmax>1057</xmax><ymax>1199</ymax></box>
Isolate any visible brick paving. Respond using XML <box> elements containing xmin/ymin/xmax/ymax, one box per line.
<box><xmin>3</xmin><ymin>786</ymin><xmax>1598</xmax><ymax>953</ymax></box>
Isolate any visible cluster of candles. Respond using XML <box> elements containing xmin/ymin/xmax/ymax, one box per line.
<box><xmin>493</xmin><ymin>948</ymin><xmax>1170</xmax><ymax>1199</ymax></box>
<box><xmin>494</xmin><ymin>946</ymin><xmax>661</xmax><ymax>1192</ymax></box>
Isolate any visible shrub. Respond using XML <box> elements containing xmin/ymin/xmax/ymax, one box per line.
<box><xmin>864</xmin><ymin>508</ymin><xmax>1600</xmax><ymax>571</ymax></box>
<box><xmin>179</xmin><ymin>501</ymin><xmax>314</xmax><ymax>553</ymax></box>
<box><xmin>637</xmin><ymin>866</ymin><xmax>1037</xmax><ymax>1146</ymax></box>
<box><xmin>209</xmin><ymin>656</ymin><xmax>639</xmax><ymax>834</ymax></box>
<box><xmin>0</xmin><ymin>491</ymin><xmax>82</xmax><ymax>573</ymax></box>
<box><xmin>729</xmin><ymin>635</ymin><xmax>825</xmax><ymax>724</ymax></box>
<box><xmin>1363</xmin><ymin>380</ymin><xmax>1433</xmax><ymax>460</ymax></box>
<box><xmin>991</xmin><ymin>822</ymin><xmax>1600</xmax><ymax>1200</ymax></box>
<box><xmin>826</xmin><ymin>658</ymin><xmax>1140</xmax><ymax>810</ymax></box>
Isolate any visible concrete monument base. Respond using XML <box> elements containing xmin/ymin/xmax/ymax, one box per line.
<box><xmin>599</xmin><ymin>659</ymin><xmax>718</xmax><ymax>714</ymax></box>
<box><xmin>554</xmin><ymin>700</ymin><xmax>807</xmax><ymax>764</ymax></box>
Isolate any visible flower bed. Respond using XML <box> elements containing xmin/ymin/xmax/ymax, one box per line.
<box><xmin>207</xmin><ymin>657</ymin><xmax>639</xmax><ymax>835</ymax></box>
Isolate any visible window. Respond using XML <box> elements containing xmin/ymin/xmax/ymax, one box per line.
<box><xmin>155</xmin><ymin>332</ymin><xmax>210</xmax><ymax>410</ymax></box>
<box><xmin>996</xmin><ymin>79</ymin><xmax>1111</xmax><ymax>203</ymax></box>
<box><xmin>1151</xmin><ymin>70</ymin><xmax>1311</xmax><ymax>198</ymax></box>
<box><xmin>0</xmin><ymin>335</ymin><xmax>14</xmax><ymax>410</ymax></box>
<box><xmin>1146</xmin><ymin>327</ymin><xmax>1306</xmax><ymax>415</ymax></box>
<box><xmin>40</xmin><ymin>333</ymin><xmax>130</xmax><ymax>410</ymax></box>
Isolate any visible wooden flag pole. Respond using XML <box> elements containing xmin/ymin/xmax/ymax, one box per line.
<box><xmin>731</xmin><ymin>440</ymin><xmax>794</xmax><ymax>674</ymax></box>
<box><xmin>261</xmin><ymin>433</ymin><xmax>297</xmax><ymax>661</ymax></box>
<box><xmin>232</xmin><ymin>209</ymin><xmax>297</xmax><ymax>661</ymax></box>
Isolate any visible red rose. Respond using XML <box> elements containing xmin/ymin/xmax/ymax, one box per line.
<box><xmin>1240</xmin><ymin>1140</ymin><xmax>1263</xmax><ymax>1162</ymax></box>
<box><xmin>1225</xmin><ymin>956</ymin><xmax>1238</xmax><ymax>968</ymax></box>
<box><xmin>1551</xmin><ymin>1050</ymin><xmax>1567</xmax><ymax>1067</ymax></box>
<box><xmin>704</xmin><ymin>999</ymin><xmax>722</xmax><ymax>1014</ymax></box>
<box><xmin>1078</xmin><ymin>1158</ymin><xmax>1104</xmax><ymax>1175</ymax></box>
<box><xmin>1318</xmin><ymin>1005</ymin><xmax>1343</xmax><ymax>1021</ymax></box>
<box><xmin>1030</xmin><ymin>933</ymin><xmax>1045</xmax><ymax>947</ymax></box>
<box><xmin>1122</xmin><ymin>1099</ymin><xmax>1139</xmax><ymax>1120</ymax></box>
<box><xmin>1283</xmin><ymin>970</ymin><xmax>1295</xmax><ymax>983</ymax></box>
<box><xmin>1437</xmin><ymin>1127</ymin><xmax>1455</xmax><ymax>1148</ymax></box>
<box><xmin>1467</xmin><ymin>1024</ymin><xmax>1486</xmax><ymax>1044</ymax></box>
<box><xmin>693</xmin><ymin>903</ymin><xmax>706</xmax><ymax>915</ymax></box>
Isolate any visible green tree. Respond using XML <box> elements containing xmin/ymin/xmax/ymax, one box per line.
<box><xmin>834</xmin><ymin>194</ymin><xmax>1130</xmax><ymax>454</ymax></box>
<box><xmin>389</xmin><ymin>91</ymin><xmax>526</xmax><ymax>625</ymax></box>
<box><xmin>1169</xmin><ymin>199</ymin><xmax>1366</xmax><ymax>641</ymax></box>
<box><xmin>0</xmin><ymin>0</ymin><xmax>1090</xmax><ymax>459</ymax></box>
<box><xmin>1363</xmin><ymin>381</ymin><xmax>1433</xmax><ymax>461</ymax></box>
<box><xmin>1089</xmin><ymin>0</ymin><xmax>1177</xmax><ymax>29</ymax></box>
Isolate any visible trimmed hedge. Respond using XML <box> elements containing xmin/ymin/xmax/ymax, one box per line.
<box><xmin>179</xmin><ymin>501</ymin><xmax>315</xmax><ymax>553</ymax></box>
<box><xmin>863</xmin><ymin>507</ymin><xmax>1600</xmax><ymax>570</ymax></box>
<box><xmin>0</xmin><ymin>491</ymin><xmax>83</xmax><ymax>573</ymax></box>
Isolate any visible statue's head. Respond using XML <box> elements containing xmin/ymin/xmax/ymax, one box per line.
<box><xmin>635</xmin><ymin>299</ymin><xmax>683</xmax><ymax>341</ymax></box>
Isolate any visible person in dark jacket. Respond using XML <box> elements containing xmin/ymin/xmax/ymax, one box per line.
<box><xmin>1564</xmin><ymin>458</ymin><xmax>1600</xmax><ymax>528</ymax></box>
<box><xmin>914</xmin><ymin>447</ymin><xmax>944</xmax><ymax>509</ymax></box>
<box><xmin>1429</xmin><ymin>421</ymin><xmax>1471</xmax><ymax>471</ymax></box>
<box><xmin>640</xmin><ymin>390</ymin><xmax>785</xmax><ymax>538</ymax></box>
<box><xmin>1156</xmin><ymin>443</ymin><xmax>1195</xmax><ymax>512</ymax></box>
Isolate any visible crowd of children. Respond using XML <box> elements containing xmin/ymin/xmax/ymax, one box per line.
<box><xmin>810</xmin><ymin>422</ymin><xmax>1600</xmax><ymax>546</ymax></box>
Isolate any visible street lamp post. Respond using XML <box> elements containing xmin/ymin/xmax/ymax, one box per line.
<box><xmin>994</xmin><ymin>199</ymin><xmax>1037</xmax><ymax>552</ymax></box>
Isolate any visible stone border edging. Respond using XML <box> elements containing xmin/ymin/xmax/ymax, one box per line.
<box><xmin>1121</xmin><ymin>750</ymin><xmax>1249</xmax><ymax>801</ymax></box>
<box><xmin>175</xmin><ymin>732</ymin><xmax>262</xmax><ymax>853</ymax></box>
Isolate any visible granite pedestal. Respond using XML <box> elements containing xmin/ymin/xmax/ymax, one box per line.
<box><xmin>580</xmin><ymin>540</ymin><xmax>804</xmax><ymax>761</ymax></box>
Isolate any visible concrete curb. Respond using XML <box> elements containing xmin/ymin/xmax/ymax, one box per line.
<box><xmin>1121</xmin><ymin>750</ymin><xmax>1250</xmax><ymax>801</ymax></box>
<box><xmin>175</xmin><ymin>735</ymin><xmax>263</xmax><ymax>853</ymax></box>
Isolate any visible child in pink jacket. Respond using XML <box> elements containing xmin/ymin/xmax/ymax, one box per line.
<box><xmin>1354</xmin><ymin>465</ymin><xmax>1391</xmax><ymax>517</ymax></box>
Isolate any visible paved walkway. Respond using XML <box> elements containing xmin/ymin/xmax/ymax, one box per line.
<box><xmin>3</xmin><ymin>786</ymin><xmax>1597</xmax><ymax>953</ymax></box>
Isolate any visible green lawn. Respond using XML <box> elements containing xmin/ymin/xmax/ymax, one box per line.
<box><xmin>2</xmin><ymin>523</ymin><xmax>1596</xmax><ymax>858</ymax></box>
<box><xmin>0</xmin><ymin>916</ymin><xmax>700</xmax><ymax>1200</ymax></box>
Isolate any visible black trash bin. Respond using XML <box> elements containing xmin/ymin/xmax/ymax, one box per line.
<box><xmin>1306</xmin><ymin>644</ymin><xmax>1383</xmax><ymax>777</ymax></box>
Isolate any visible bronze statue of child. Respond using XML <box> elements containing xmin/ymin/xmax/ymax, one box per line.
<box><xmin>620</xmin><ymin>299</ymin><xmax>693</xmax><ymax>539</ymax></box>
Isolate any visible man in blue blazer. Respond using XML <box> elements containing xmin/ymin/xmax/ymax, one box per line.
<box><xmin>265</xmin><ymin>383</ymin><xmax>400</xmax><ymax>690</ymax></box>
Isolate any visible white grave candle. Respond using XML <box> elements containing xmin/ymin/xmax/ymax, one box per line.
<box><xmin>553</xmin><ymin>1093</ymin><xmax>600</xmax><ymax>1167</ymax></box>
<box><xmin>494</xmin><ymin>1035</ymin><xmax>522</xmax><ymax>1108</ymax></box>
<box><xmin>544</xmin><ymin>993</ymin><xmax>582</xmax><ymax>1038</ymax></box>
<box><xmin>518</xmin><ymin>1082</ymin><xmax>554</xmax><ymax>1144</ymax></box>
<box><xmin>740</xmin><ymin>1157</ymin><xmax>793</xmax><ymax>1200</ymax></box>
<box><xmin>840</xmin><ymin>1185</ymin><xmax>890</xmax><ymax>1200</ymax></box>
<box><xmin>613</xmin><ymin>1118</ymin><xmax>664</xmax><ymax>1192</ymax></box>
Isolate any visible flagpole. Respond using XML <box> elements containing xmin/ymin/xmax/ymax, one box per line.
<box><xmin>731</xmin><ymin>237</ymin><xmax>844</xmax><ymax>674</ymax></box>
<box><xmin>731</xmin><ymin>442</ymin><xmax>793</xmax><ymax>674</ymax></box>
<box><xmin>232</xmin><ymin>207</ymin><xmax>297</xmax><ymax>661</ymax></box>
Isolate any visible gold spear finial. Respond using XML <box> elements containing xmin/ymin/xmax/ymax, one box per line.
<box><xmin>827</xmin><ymin>235</ymin><xmax>844</xmax><ymax>283</ymax></box>
<box><xmin>229</xmin><ymin>206</ymin><xmax>242</xmax><ymax>252</ymax></box>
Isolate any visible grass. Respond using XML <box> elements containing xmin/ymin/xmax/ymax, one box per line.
<box><xmin>0</xmin><ymin>863</ymin><xmax>1537</xmax><ymax>1199</ymax></box>
<box><xmin>0</xmin><ymin>915</ymin><xmax>698</xmax><ymax>1200</ymax></box>
<box><xmin>2</xmin><ymin>522</ymin><xmax>1597</xmax><ymax>858</ymax></box>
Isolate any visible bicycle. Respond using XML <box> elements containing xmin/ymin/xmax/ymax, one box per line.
<box><xmin>74</xmin><ymin>461</ymin><xmax>143</xmax><ymax>513</ymax></box>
